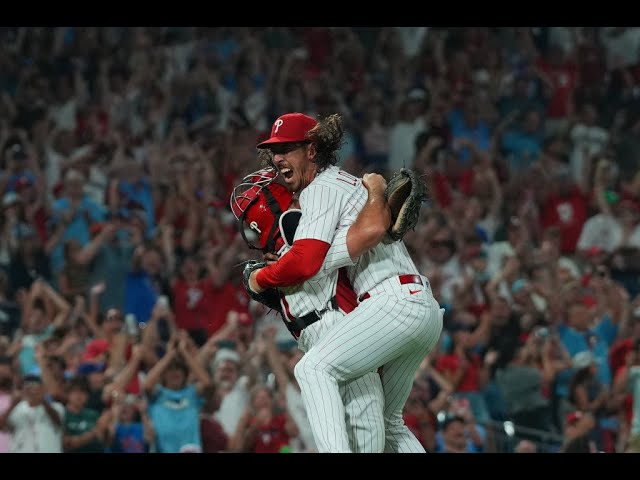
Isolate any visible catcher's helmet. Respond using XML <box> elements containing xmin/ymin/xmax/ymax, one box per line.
<box><xmin>230</xmin><ymin>168</ymin><xmax>293</xmax><ymax>252</ymax></box>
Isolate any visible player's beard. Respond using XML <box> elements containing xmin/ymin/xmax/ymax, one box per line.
<box><xmin>293</xmin><ymin>163</ymin><xmax>318</xmax><ymax>193</ymax></box>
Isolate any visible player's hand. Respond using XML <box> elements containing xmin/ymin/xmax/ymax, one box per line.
<box><xmin>362</xmin><ymin>173</ymin><xmax>387</xmax><ymax>195</ymax></box>
<box><xmin>249</xmin><ymin>270</ymin><xmax>265</xmax><ymax>294</ymax></box>
<box><xmin>263</xmin><ymin>252</ymin><xmax>279</xmax><ymax>266</ymax></box>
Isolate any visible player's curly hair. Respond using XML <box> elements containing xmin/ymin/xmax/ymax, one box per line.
<box><xmin>257</xmin><ymin>113</ymin><xmax>345</xmax><ymax>172</ymax></box>
<box><xmin>307</xmin><ymin>113</ymin><xmax>345</xmax><ymax>172</ymax></box>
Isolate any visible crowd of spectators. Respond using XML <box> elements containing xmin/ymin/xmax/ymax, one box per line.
<box><xmin>1</xmin><ymin>27</ymin><xmax>640</xmax><ymax>453</ymax></box>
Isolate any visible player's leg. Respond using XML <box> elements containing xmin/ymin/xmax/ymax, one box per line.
<box><xmin>297</xmin><ymin>309</ymin><xmax>377</xmax><ymax>452</ymax></box>
<box><xmin>341</xmin><ymin>372</ymin><xmax>385</xmax><ymax>453</ymax></box>
<box><xmin>381</xmin><ymin>305</ymin><xmax>444</xmax><ymax>453</ymax></box>
<box><xmin>294</xmin><ymin>293</ymin><xmax>438</xmax><ymax>453</ymax></box>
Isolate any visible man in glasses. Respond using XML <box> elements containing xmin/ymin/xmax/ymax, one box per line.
<box><xmin>245</xmin><ymin>112</ymin><xmax>443</xmax><ymax>453</ymax></box>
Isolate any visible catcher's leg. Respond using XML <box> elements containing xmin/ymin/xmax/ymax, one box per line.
<box><xmin>382</xmin><ymin>304</ymin><xmax>443</xmax><ymax>453</ymax></box>
<box><xmin>294</xmin><ymin>292</ymin><xmax>438</xmax><ymax>453</ymax></box>
<box><xmin>341</xmin><ymin>371</ymin><xmax>385</xmax><ymax>453</ymax></box>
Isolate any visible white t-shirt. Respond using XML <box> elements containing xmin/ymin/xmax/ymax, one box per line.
<box><xmin>0</xmin><ymin>393</ymin><xmax>11</xmax><ymax>453</ymax></box>
<box><xmin>576</xmin><ymin>214</ymin><xmax>623</xmax><ymax>253</ymax></box>
<box><xmin>285</xmin><ymin>382</ymin><xmax>316</xmax><ymax>452</ymax></box>
<box><xmin>50</xmin><ymin>98</ymin><xmax>78</xmax><ymax>132</ymax></box>
<box><xmin>569</xmin><ymin>124</ymin><xmax>609</xmax><ymax>185</ymax></box>
<box><xmin>43</xmin><ymin>147</ymin><xmax>63</xmax><ymax>201</ymax></box>
<box><xmin>394</xmin><ymin>27</ymin><xmax>429</xmax><ymax>59</ymax></box>
<box><xmin>387</xmin><ymin>118</ymin><xmax>426</xmax><ymax>172</ymax></box>
<box><xmin>602</xmin><ymin>27</ymin><xmax>640</xmax><ymax>69</ymax></box>
<box><xmin>488</xmin><ymin>241</ymin><xmax>516</xmax><ymax>277</ymax></box>
<box><xmin>214</xmin><ymin>375</ymin><xmax>250</xmax><ymax>437</ymax></box>
<box><xmin>8</xmin><ymin>400</ymin><xmax>65</xmax><ymax>453</ymax></box>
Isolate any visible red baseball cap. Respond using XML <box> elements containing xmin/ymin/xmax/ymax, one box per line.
<box><xmin>257</xmin><ymin>113</ymin><xmax>317</xmax><ymax>148</ymax></box>
<box><xmin>82</xmin><ymin>338</ymin><xmax>110</xmax><ymax>361</ymax></box>
<box><xmin>565</xmin><ymin>411</ymin><xmax>583</xmax><ymax>426</ymax></box>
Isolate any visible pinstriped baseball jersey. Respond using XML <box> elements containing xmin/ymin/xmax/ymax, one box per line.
<box><xmin>294</xmin><ymin>166</ymin><xmax>364</xmax><ymax>242</ymax></box>
<box><xmin>278</xmin><ymin>227</ymin><xmax>352</xmax><ymax>318</ymax></box>
<box><xmin>348</xmin><ymin>239</ymin><xmax>422</xmax><ymax>297</ymax></box>
<box><xmin>274</xmin><ymin>230</ymin><xmax>385</xmax><ymax>453</ymax></box>
<box><xmin>286</xmin><ymin>165</ymin><xmax>441</xmax><ymax>453</ymax></box>
<box><xmin>294</xmin><ymin>166</ymin><xmax>422</xmax><ymax>297</ymax></box>
<box><xmin>275</xmin><ymin>165</ymin><xmax>362</xmax><ymax>318</ymax></box>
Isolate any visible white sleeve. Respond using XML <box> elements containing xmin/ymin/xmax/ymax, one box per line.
<box><xmin>52</xmin><ymin>402</ymin><xmax>65</xmax><ymax>424</ymax></box>
<box><xmin>628</xmin><ymin>225</ymin><xmax>640</xmax><ymax>249</ymax></box>
<box><xmin>7</xmin><ymin>401</ymin><xmax>26</xmax><ymax>428</ymax></box>
<box><xmin>322</xmin><ymin>227</ymin><xmax>355</xmax><ymax>274</ymax></box>
<box><xmin>576</xmin><ymin>219</ymin><xmax>594</xmax><ymax>250</ymax></box>
<box><xmin>294</xmin><ymin>184</ymin><xmax>344</xmax><ymax>244</ymax></box>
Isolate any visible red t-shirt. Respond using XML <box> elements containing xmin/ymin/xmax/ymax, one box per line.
<box><xmin>430</xmin><ymin>171</ymin><xmax>452</xmax><ymax>208</ymax></box>
<box><xmin>621</xmin><ymin>190</ymin><xmax>640</xmax><ymax>213</ymax></box>
<box><xmin>436</xmin><ymin>353</ymin><xmax>482</xmax><ymax>392</ymax></box>
<box><xmin>403</xmin><ymin>413</ymin><xmax>424</xmax><ymax>445</ymax></box>
<box><xmin>172</xmin><ymin>278</ymin><xmax>215</xmax><ymax>332</ymax></box>
<box><xmin>208</xmin><ymin>280</ymin><xmax>250</xmax><ymax>336</ymax></box>
<box><xmin>541</xmin><ymin>188</ymin><xmax>589</xmax><ymax>253</ymax></box>
<box><xmin>251</xmin><ymin>414</ymin><xmax>290</xmax><ymax>453</ymax></box>
<box><xmin>614</xmin><ymin>365</ymin><xmax>634</xmax><ymax>428</ymax></box>
<box><xmin>535</xmin><ymin>58</ymin><xmax>577</xmax><ymax>118</ymax></box>
<box><xmin>200</xmin><ymin>416</ymin><xmax>228</xmax><ymax>453</ymax></box>
<box><xmin>609</xmin><ymin>339</ymin><xmax>634</xmax><ymax>379</ymax></box>
<box><xmin>29</xmin><ymin>205</ymin><xmax>49</xmax><ymax>244</ymax></box>
<box><xmin>431</xmin><ymin>168</ymin><xmax>475</xmax><ymax>209</ymax></box>
<box><xmin>304</xmin><ymin>28</ymin><xmax>332</xmax><ymax>73</ymax></box>
<box><xmin>576</xmin><ymin>44</ymin><xmax>606</xmax><ymax>89</ymax></box>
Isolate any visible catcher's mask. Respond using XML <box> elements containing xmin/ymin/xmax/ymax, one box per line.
<box><xmin>230</xmin><ymin>168</ymin><xmax>293</xmax><ymax>253</ymax></box>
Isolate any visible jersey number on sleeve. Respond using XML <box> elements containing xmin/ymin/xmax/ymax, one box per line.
<box><xmin>336</xmin><ymin>170</ymin><xmax>359</xmax><ymax>187</ymax></box>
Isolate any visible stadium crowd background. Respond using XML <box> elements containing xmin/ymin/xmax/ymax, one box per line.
<box><xmin>1</xmin><ymin>26</ymin><xmax>640</xmax><ymax>453</ymax></box>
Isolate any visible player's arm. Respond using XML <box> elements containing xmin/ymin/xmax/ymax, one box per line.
<box><xmin>323</xmin><ymin>173</ymin><xmax>390</xmax><ymax>272</ymax></box>
<box><xmin>251</xmin><ymin>183</ymin><xmax>345</xmax><ymax>292</ymax></box>
<box><xmin>345</xmin><ymin>173</ymin><xmax>390</xmax><ymax>257</ymax></box>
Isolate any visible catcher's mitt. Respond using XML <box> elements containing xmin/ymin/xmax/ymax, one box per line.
<box><xmin>242</xmin><ymin>260</ymin><xmax>283</xmax><ymax>315</ymax></box>
<box><xmin>384</xmin><ymin>168</ymin><xmax>428</xmax><ymax>242</ymax></box>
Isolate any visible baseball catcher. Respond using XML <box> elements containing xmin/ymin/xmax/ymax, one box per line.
<box><xmin>230</xmin><ymin>167</ymin><xmax>291</xmax><ymax>320</ymax></box>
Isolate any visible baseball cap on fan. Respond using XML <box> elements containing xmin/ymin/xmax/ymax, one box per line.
<box><xmin>256</xmin><ymin>113</ymin><xmax>318</xmax><ymax>148</ymax></box>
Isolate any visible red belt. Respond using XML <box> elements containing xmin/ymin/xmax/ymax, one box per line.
<box><xmin>358</xmin><ymin>274</ymin><xmax>423</xmax><ymax>302</ymax></box>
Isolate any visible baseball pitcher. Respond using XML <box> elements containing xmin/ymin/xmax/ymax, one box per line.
<box><xmin>247</xmin><ymin>113</ymin><xmax>444</xmax><ymax>453</ymax></box>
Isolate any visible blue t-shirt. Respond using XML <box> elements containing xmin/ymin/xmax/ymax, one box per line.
<box><xmin>558</xmin><ymin>315</ymin><xmax>618</xmax><ymax>386</ymax></box>
<box><xmin>501</xmin><ymin>129</ymin><xmax>543</xmax><ymax>173</ymax></box>
<box><xmin>117</xmin><ymin>178</ymin><xmax>155</xmax><ymax>237</ymax></box>
<box><xmin>110</xmin><ymin>423</ymin><xmax>149</xmax><ymax>453</ymax></box>
<box><xmin>50</xmin><ymin>196</ymin><xmax>106</xmax><ymax>273</ymax></box>
<box><xmin>18</xmin><ymin>325</ymin><xmax>54</xmax><ymax>375</ymax></box>
<box><xmin>124</xmin><ymin>271</ymin><xmax>160</xmax><ymax>324</ymax></box>
<box><xmin>435</xmin><ymin>424</ymin><xmax>486</xmax><ymax>453</ymax></box>
<box><xmin>148</xmin><ymin>385</ymin><xmax>203</xmax><ymax>453</ymax></box>
<box><xmin>4</xmin><ymin>171</ymin><xmax>37</xmax><ymax>193</ymax></box>
<box><xmin>448</xmin><ymin>109</ymin><xmax>491</xmax><ymax>165</ymax></box>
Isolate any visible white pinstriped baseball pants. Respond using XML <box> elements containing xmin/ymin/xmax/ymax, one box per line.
<box><xmin>298</xmin><ymin>309</ymin><xmax>386</xmax><ymax>453</ymax></box>
<box><xmin>295</xmin><ymin>280</ymin><xmax>444</xmax><ymax>453</ymax></box>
